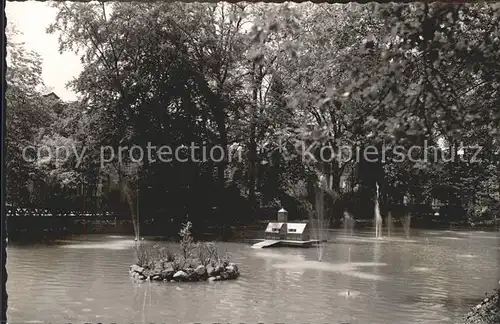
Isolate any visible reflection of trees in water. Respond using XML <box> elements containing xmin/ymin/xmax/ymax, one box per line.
<box><xmin>373</xmin><ymin>241</ymin><xmax>381</xmax><ymax>268</ymax></box>
<box><xmin>131</xmin><ymin>280</ymin><xmax>151</xmax><ymax>324</ymax></box>
<box><xmin>370</xmin><ymin>241</ymin><xmax>382</xmax><ymax>296</ymax></box>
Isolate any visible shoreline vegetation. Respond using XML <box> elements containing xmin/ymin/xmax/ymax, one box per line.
<box><xmin>463</xmin><ymin>289</ymin><xmax>500</xmax><ymax>324</ymax></box>
<box><xmin>7</xmin><ymin>215</ymin><xmax>499</xmax><ymax>238</ymax></box>
<box><xmin>6</xmin><ymin>219</ymin><xmax>499</xmax><ymax>244</ymax></box>
<box><xmin>128</xmin><ymin>222</ymin><xmax>240</xmax><ymax>283</ymax></box>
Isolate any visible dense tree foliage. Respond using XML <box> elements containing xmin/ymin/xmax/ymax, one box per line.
<box><xmin>6</xmin><ymin>3</ymin><xmax>500</xmax><ymax>229</ymax></box>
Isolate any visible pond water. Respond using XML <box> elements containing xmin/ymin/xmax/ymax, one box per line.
<box><xmin>6</xmin><ymin>229</ymin><xmax>500</xmax><ymax>324</ymax></box>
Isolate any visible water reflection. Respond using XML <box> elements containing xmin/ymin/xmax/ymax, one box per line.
<box><xmin>6</xmin><ymin>230</ymin><xmax>500</xmax><ymax>324</ymax></box>
<box><xmin>253</xmin><ymin>249</ymin><xmax>306</xmax><ymax>262</ymax></box>
<box><xmin>273</xmin><ymin>259</ymin><xmax>386</xmax><ymax>280</ymax></box>
<box><xmin>62</xmin><ymin>239</ymin><xmax>137</xmax><ymax>250</ymax></box>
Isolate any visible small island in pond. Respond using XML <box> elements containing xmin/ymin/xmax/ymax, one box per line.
<box><xmin>129</xmin><ymin>222</ymin><xmax>240</xmax><ymax>282</ymax></box>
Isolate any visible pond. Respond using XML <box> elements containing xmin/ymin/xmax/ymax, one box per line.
<box><xmin>6</xmin><ymin>229</ymin><xmax>500</xmax><ymax>324</ymax></box>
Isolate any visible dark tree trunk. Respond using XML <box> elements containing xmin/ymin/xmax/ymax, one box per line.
<box><xmin>248</xmin><ymin>62</ymin><xmax>258</xmax><ymax>216</ymax></box>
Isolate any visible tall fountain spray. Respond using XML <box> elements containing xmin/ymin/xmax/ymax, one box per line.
<box><xmin>374</xmin><ymin>182</ymin><xmax>383</xmax><ymax>239</ymax></box>
<box><xmin>121</xmin><ymin>181</ymin><xmax>140</xmax><ymax>242</ymax></box>
<box><xmin>311</xmin><ymin>174</ymin><xmax>329</xmax><ymax>262</ymax></box>
<box><xmin>117</xmin><ymin>162</ymin><xmax>141</xmax><ymax>242</ymax></box>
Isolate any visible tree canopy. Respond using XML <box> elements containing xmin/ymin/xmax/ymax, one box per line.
<box><xmin>6</xmin><ymin>2</ymin><xmax>500</xmax><ymax>229</ymax></box>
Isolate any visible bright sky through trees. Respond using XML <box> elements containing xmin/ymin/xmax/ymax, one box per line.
<box><xmin>6</xmin><ymin>1</ymin><xmax>82</xmax><ymax>101</ymax></box>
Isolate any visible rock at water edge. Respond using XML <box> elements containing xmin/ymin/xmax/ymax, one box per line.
<box><xmin>173</xmin><ymin>270</ymin><xmax>188</xmax><ymax>281</ymax></box>
<box><xmin>130</xmin><ymin>264</ymin><xmax>144</xmax><ymax>274</ymax></box>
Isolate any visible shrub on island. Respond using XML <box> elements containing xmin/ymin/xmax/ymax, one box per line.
<box><xmin>129</xmin><ymin>222</ymin><xmax>240</xmax><ymax>282</ymax></box>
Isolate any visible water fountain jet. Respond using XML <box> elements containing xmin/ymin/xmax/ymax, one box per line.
<box><xmin>116</xmin><ymin>163</ymin><xmax>141</xmax><ymax>242</ymax></box>
<box><xmin>310</xmin><ymin>174</ymin><xmax>329</xmax><ymax>262</ymax></box>
<box><xmin>374</xmin><ymin>182</ymin><xmax>383</xmax><ymax>239</ymax></box>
